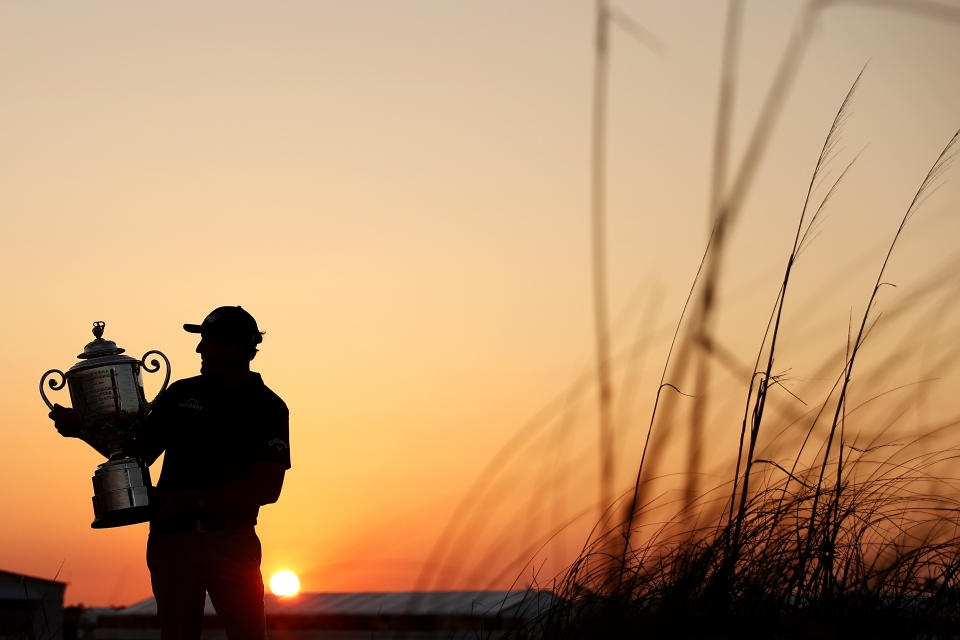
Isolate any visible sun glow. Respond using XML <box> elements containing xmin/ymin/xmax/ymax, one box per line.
<box><xmin>269</xmin><ymin>570</ymin><xmax>300</xmax><ymax>596</ymax></box>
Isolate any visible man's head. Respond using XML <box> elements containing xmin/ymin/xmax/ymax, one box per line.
<box><xmin>183</xmin><ymin>306</ymin><xmax>264</xmax><ymax>379</ymax></box>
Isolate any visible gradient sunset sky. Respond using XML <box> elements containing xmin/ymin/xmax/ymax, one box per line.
<box><xmin>1</xmin><ymin>1</ymin><xmax>959</xmax><ymax>606</ymax></box>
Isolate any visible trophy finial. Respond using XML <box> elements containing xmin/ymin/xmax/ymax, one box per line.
<box><xmin>78</xmin><ymin>321</ymin><xmax>123</xmax><ymax>359</ymax></box>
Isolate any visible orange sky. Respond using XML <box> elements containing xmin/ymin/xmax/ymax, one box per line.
<box><xmin>1</xmin><ymin>1</ymin><xmax>959</xmax><ymax>606</ymax></box>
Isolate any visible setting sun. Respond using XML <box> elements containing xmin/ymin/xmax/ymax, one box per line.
<box><xmin>269</xmin><ymin>571</ymin><xmax>300</xmax><ymax>597</ymax></box>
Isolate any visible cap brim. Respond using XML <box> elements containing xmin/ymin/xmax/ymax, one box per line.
<box><xmin>183</xmin><ymin>324</ymin><xmax>204</xmax><ymax>333</ymax></box>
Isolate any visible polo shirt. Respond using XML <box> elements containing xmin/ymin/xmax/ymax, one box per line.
<box><xmin>144</xmin><ymin>372</ymin><xmax>290</xmax><ymax>525</ymax></box>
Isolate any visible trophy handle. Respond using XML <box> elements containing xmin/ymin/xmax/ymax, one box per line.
<box><xmin>140</xmin><ymin>350</ymin><xmax>171</xmax><ymax>403</ymax></box>
<box><xmin>40</xmin><ymin>369</ymin><xmax>67</xmax><ymax>411</ymax></box>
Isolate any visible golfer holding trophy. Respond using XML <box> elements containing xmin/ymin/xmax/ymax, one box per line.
<box><xmin>43</xmin><ymin>308</ymin><xmax>291</xmax><ymax>640</ymax></box>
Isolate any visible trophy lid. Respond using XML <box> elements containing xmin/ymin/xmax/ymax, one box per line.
<box><xmin>77</xmin><ymin>321</ymin><xmax>127</xmax><ymax>359</ymax></box>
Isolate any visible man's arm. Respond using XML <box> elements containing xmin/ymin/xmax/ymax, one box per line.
<box><xmin>128</xmin><ymin>414</ymin><xmax>166</xmax><ymax>467</ymax></box>
<box><xmin>50</xmin><ymin>399</ymin><xmax>169</xmax><ymax>464</ymax></box>
<box><xmin>203</xmin><ymin>460</ymin><xmax>286</xmax><ymax>508</ymax></box>
<box><xmin>128</xmin><ymin>390</ymin><xmax>177</xmax><ymax>466</ymax></box>
<box><xmin>151</xmin><ymin>461</ymin><xmax>286</xmax><ymax>519</ymax></box>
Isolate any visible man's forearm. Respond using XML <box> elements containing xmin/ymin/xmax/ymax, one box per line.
<box><xmin>129</xmin><ymin>432</ymin><xmax>165</xmax><ymax>467</ymax></box>
<box><xmin>153</xmin><ymin>463</ymin><xmax>286</xmax><ymax>518</ymax></box>
<box><xmin>198</xmin><ymin>471</ymin><xmax>284</xmax><ymax>511</ymax></box>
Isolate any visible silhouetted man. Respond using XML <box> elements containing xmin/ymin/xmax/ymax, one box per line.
<box><xmin>52</xmin><ymin>306</ymin><xmax>290</xmax><ymax>640</ymax></box>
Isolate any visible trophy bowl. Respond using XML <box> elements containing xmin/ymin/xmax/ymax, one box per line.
<box><xmin>41</xmin><ymin>321</ymin><xmax>170</xmax><ymax>528</ymax></box>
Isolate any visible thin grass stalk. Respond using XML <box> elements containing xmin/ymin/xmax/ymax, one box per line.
<box><xmin>589</xmin><ymin>0</ymin><xmax>616</xmax><ymax>525</ymax></box>
<box><xmin>615</xmin><ymin>236</ymin><xmax>718</xmax><ymax>586</ymax></box>
<box><xmin>822</xmin><ymin>319</ymin><xmax>855</xmax><ymax>594</ymax></box>
<box><xmin>683</xmin><ymin>0</ymin><xmax>744</xmax><ymax>511</ymax></box>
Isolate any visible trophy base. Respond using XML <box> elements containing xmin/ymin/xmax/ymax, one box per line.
<box><xmin>91</xmin><ymin>458</ymin><xmax>152</xmax><ymax>529</ymax></box>
<box><xmin>92</xmin><ymin>504</ymin><xmax>152</xmax><ymax>529</ymax></box>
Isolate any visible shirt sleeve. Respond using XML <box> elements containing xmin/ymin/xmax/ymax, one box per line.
<box><xmin>257</xmin><ymin>398</ymin><xmax>291</xmax><ymax>469</ymax></box>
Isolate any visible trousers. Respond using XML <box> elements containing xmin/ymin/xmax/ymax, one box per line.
<box><xmin>146</xmin><ymin>527</ymin><xmax>265</xmax><ymax>640</ymax></box>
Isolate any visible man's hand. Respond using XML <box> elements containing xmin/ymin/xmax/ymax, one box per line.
<box><xmin>49</xmin><ymin>404</ymin><xmax>81</xmax><ymax>437</ymax></box>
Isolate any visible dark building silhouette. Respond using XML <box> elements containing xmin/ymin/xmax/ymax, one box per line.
<box><xmin>0</xmin><ymin>569</ymin><xmax>66</xmax><ymax>640</ymax></box>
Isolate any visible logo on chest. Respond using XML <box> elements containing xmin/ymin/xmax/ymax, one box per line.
<box><xmin>178</xmin><ymin>398</ymin><xmax>203</xmax><ymax>412</ymax></box>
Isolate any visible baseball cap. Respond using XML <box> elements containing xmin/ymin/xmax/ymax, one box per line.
<box><xmin>183</xmin><ymin>306</ymin><xmax>263</xmax><ymax>345</ymax></box>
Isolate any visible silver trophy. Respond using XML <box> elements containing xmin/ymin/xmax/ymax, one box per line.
<box><xmin>40</xmin><ymin>321</ymin><xmax>170</xmax><ymax>528</ymax></box>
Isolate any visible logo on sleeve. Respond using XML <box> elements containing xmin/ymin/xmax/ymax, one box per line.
<box><xmin>267</xmin><ymin>437</ymin><xmax>289</xmax><ymax>452</ymax></box>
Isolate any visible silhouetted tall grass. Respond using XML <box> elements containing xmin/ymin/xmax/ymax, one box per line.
<box><xmin>508</xmin><ymin>95</ymin><xmax>960</xmax><ymax>640</ymax></box>
<box><xmin>410</xmin><ymin>5</ymin><xmax>960</xmax><ymax>638</ymax></box>
<box><xmin>490</xmin><ymin>0</ymin><xmax>960</xmax><ymax>635</ymax></box>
